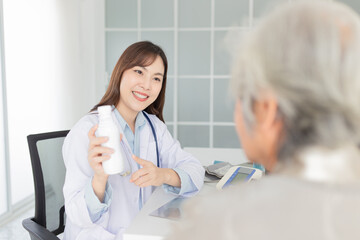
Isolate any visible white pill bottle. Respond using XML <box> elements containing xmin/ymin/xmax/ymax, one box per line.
<box><xmin>96</xmin><ymin>105</ymin><xmax>127</xmax><ymax>175</ymax></box>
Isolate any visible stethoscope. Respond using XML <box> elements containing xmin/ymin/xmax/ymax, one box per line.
<box><xmin>142</xmin><ymin>111</ymin><xmax>160</xmax><ymax>168</ymax></box>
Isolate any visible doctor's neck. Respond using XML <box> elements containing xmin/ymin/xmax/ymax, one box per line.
<box><xmin>115</xmin><ymin>104</ymin><xmax>137</xmax><ymax>133</ymax></box>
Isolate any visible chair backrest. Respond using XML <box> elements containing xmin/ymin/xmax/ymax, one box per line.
<box><xmin>27</xmin><ymin>130</ymin><xmax>69</xmax><ymax>235</ymax></box>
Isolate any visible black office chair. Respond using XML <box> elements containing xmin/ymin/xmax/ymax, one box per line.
<box><xmin>22</xmin><ymin>130</ymin><xmax>69</xmax><ymax>240</ymax></box>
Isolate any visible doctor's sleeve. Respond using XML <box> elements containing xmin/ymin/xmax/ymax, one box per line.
<box><xmin>162</xmin><ymin>168</ymin><xmax>198</xmax><ymax>195</ymax></box>
<box><xmin>62</xmin><ymin>121</ymin><xmax>112</xmax><ymax>229</ymax></box>
<box><xmin>84</xmin><ymin>178</ymin><xmax>113</xmax><ymax>222</ymax></box>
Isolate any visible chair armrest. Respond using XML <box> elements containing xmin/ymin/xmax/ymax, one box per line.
<box><xmin>22</xmin><ymin>217</ymin><xmax>60</xmax><ymax>240</ymax></box>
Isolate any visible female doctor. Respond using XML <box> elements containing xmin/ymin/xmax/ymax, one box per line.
<box><xmin>62</xmin><ymin>41</ymin><xmax>205</xmax><ymax>240</ymax></box>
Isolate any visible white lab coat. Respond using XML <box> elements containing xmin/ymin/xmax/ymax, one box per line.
<box><xmin>62</xmin><ymin>111</ymin><xmax>205</xmax><ymax>240</ymax></box>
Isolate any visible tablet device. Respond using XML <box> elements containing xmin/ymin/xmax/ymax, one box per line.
<box><xmin>216</xmin><ymin>166</ymin><xmax>263</xmax><ymax>190</ymax></box>
<box><xmin>148</xmin><ymin>197</ymin><xmax>185</xmax><ymax>221</ymax></box>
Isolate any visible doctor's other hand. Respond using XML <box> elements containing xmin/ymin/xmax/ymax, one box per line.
<box><xmin>130</xmin><ymin>155</ymin><xmax>181</xmax><ymax>188</ymax></box>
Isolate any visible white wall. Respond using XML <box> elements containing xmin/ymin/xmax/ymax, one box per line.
<box><xmin>0</xmin><ymin>0</ymin><xmax>7</xmax><ymax>214</ymax></box>
<box><xmin>3</xmin><ymin>0</ymin><xmax>104</xmax><ymax>204</ymax></box>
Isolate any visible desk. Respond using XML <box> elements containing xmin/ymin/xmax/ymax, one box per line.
<box><xmin>123</xmin><ymin>148</ymin><xmax>248</xmax><ymax>240</ymax></box>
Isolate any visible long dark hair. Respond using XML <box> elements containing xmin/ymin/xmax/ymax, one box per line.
<box><xmin>91</xmin><ymin>41</ymin><xmax>168</xmax><ymax>122</ymax></box>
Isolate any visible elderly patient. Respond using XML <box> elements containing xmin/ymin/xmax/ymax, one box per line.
<box><xmin>167</xmin><ymin>1</ymin><xmax>360</xmax><ymax>239</ymax></box>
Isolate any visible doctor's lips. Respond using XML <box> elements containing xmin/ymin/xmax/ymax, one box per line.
<box><xmin>132</xmin><ymin>91</ymin><xmax>149</xmax><ymax>102</ymax></box>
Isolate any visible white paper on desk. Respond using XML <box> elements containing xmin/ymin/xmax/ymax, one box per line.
<box><xmin>148</xmin><ymin>197</ymin><xmax>186</xmax><ymax>221</ymax></box>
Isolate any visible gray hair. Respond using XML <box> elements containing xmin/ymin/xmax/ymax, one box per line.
<box><xmin>231</xmin><ymin>0</ymin><xmax>360</xmax><ymax>160</ymax></box>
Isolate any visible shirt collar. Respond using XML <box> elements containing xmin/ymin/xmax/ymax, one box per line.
<box><xmin>112</xmin><ymin>105</ymin><xmax>146</xmax><ymax>131</ymax></box>
<box><xmin>135</xmin><ymin>111</ymin><xmax>146</xmax><ymax>129</ymax></box>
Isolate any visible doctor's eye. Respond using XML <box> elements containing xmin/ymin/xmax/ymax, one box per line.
<box><xmin>134</xmin><ymin>69</ymin><xmax>143</xmax><ymax>75</ymax></box>
<box><xmin>154</xmin><ymin>77</ymin><xmax>162</xmax><ymax>82</ymax></box>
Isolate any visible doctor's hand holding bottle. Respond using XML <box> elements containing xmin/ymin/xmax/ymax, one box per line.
<box><xmin>87</xmin><ymin>123</ymin><xmax>181</xmax><ymax>202</ymax></box>
<box><xmin>87</xmin><ymin>124</ymin><xmax>123</xmax><ymax>202</ymax></box>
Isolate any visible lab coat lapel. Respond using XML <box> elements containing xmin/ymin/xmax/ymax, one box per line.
<box><xmin>139</xmin><ymin>122</ymin><xmax>155</xmax><ymax>206</ymax></box>
<box><xmin>111</xmin><ymin>112</ymin><xmax>133</xmax><ymax>152</ymax></box>
<box><xmin>139</xmin><ymin>123</ymin><xmax>151</xmax><ymax>162</ymax></box>
<box><xmin>110</xmin><ymin>111</ymin><xmax>140</xmax><ymax>173</ymax></box>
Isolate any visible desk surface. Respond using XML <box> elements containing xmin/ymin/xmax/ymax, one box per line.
<box><xmin>123</xmin><ymin>184</ymin><xmax>217</xmax><ymax>240</ymax></box>
<box><xmin>123</xmin><ymin>148</ymin><xmax>248</xmax><ymax>240</ymax></box>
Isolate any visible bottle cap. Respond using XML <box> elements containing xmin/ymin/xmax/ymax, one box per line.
<box><xmin>97</xmin><ymin>105</ymin><xmax>112</xmax><ymax>116</ymax></box>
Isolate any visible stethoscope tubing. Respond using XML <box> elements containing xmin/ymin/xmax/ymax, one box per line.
<box><xmin>142</xmin><ymin>111</ymin><xmax>160</xmax><ymax>168</ymax></box>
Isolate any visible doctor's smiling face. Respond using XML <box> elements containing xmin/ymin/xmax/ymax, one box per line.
<box><xmin>117</xmin><ymin>56</ymin><xmax>165</xmax><ymax>117</ymax></box>
<box><xmin>91</xmin><ymin>41</ymin><xmax>168</xmax><ymax>122</ymax></box>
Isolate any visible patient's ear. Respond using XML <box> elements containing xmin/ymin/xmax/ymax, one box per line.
<box><xmin>253</xmin><ymin>96</ymin><xmax>279</xmax><ymax>131</ymax></box>
<box><xmin>253</xmin><ymin>96</ymin><xmax>283</xmax><ymax>171</ymax></box>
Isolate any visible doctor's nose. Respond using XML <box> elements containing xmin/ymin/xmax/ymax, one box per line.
<box><xmin>140</xmin><ymin>77</ymin><xmax>151</xmax><ymax>90</ymax></box>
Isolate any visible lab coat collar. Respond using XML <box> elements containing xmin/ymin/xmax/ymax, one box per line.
<box><xmin>109</xmin><ymin>107</ymin><xmax>133</xmax><ymax>158</ymax></box>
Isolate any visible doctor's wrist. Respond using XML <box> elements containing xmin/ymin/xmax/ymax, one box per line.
<box><xmin>93</xmin><ymin>173</ymin><xmax>108</xmax><ymax>185</ymax></box>
<box><xmin>162</xmin><ymin>168</ymin><xmax>181</xmax><ymax>188</ymax></box>
<box><xmin>92</xmin><ymin>174</ymin><xmax>108</xmax><ymax>202</ymax></box>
